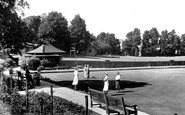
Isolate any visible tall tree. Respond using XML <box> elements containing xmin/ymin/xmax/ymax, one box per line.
<box><xmin>0</xmin><ymin>0</ymin><xmax>30</xmax><ymax>55</ymax></box>
<box><xmin>38</xmin><ymin>11</ymin><xmax>71</xmax><ymax>52</ymax></box>
<box><xmin>97</xmin><ymin>32</ymin><xmax>120</xmax><ymax>55</ymax></box>
<box><xmin>24</xmin><ymin>15</ymin><xmax>41</xmax><ymax>34</ymax></box>
<box><xmin>69</xmin><ymin>14</ymin><xmax>90</xmax><ymax>54</ymax></box>
<box><xmin>142</xmin><ymin>30</ymin><xmax>152</xmax><ymax>56</ymax></box>
<box><xmin>141</xmin><ymin>28</ymin><xmax>160</xmax><ymax>56</ymax></box>
<box><xmin>23</xmin><ymin>15</ymin><xmax>41</xmax><ymax>43</ymax></box>
<box><xmin>97</xmin><ymin>32</ymin><xmax>107</xmax><ymax>42</ymax></box>
<box><xmin>122</xmin><ymin>28</ymin><xmax>141</xmax><ymax>56</ymax></box>
<box><xmin>180</xmin><ymin>34</ymin><xmax>185</xmax><ymax>55</ymax></box>
<box><xmin>159</xmin><ymin>30</ymin><xmax>180</xmax><ymax>56</ymax></box>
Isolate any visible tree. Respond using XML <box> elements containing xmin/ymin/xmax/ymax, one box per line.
<box><xmin>122</xmin><ymin>38</ymin><xmax>134</xmax><ymax>56</ymax></box>
<box><xmin>159</xmin><ymin>30</ymin><xmax>180</xmax><ymax>56</ymax></box>
<box><xmin>97</xmin><ymin>32</ymin><xmax>120</xmax><ymax>55</ymax></box>
<box><xmin>91</xmin><ymin>39</ymin><xmax>111</xmax><ymax>55</ymax></box>
<box><xmin>0</xmin><ymin>0</ymin><xmax>30</xmax><ymax>55</ymax></box>
<box><xmin>38</xmin><ymin>11</ymin><xmax>71</xmax><ymax>52</ymax></box>
<box><xmin>180</xmin><ymin>34</ymin><xmax>185</xmax><ymax>55</ymax></box>
<box><xmin>122</xmin><ymin>28</ymin><xmax>141</xmax><ymax>56</ymax></box>
<box><xmin>142</xmin><ymin>30</ymin><xmax>152</xmax><ymax>56</ymax></box>
<box><xmin>69</xmin><ymin>14</ymin><xmax>90</xmax><ymax>54</ymax></box>
<box><xmin>141</xmin><ymin>28</ymin><xmax>160</xmax><ymax>56</ymax></box>
<box><xmin>24</xmin><ymin>16</ymin><xmax>41</xmax><ymax>34</ymax></box>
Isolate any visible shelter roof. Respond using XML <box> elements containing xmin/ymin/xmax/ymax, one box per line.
<box><xmin>27</xmin><ymin>44</ymin><xmax>66</xmax><ymax>54</ymax></box>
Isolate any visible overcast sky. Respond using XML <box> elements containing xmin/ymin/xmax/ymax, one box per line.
<box><xmin>24</xmin><ymin>0</ymin><xmax>185</xmax><ymax>40</ymax></box>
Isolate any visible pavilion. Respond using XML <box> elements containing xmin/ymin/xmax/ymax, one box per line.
<box><xmin>26</xmin><ymin>44</ymin><xmax>66</xmax><ymax>66</ymax></box>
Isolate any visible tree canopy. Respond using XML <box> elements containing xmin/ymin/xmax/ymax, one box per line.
<box><xmin>122</xmin><ymin>28</ymin><xmax>141</xmax><ymax>56</ymax></box>
<box><xmin>0</xmin><ymin>0</ymin><xmax>30</xmax><ymax>55</ymax></box>
<box><xmin>69</xmin><ymin>14</ymin><xmax>90</xmax><ymax>54</ymax></box>
<box><xmin>37</xmin><ymin>11</ymin><xmax>71</xmax><ymax>52</ymax></box>
<box><xmin>142</xmin><ymin>28</ymin><xmax>160</xmax><ymax>56</ymax></box>
<box><xmin>3</xmin><ymin>0</ymin><xmax>185</xmax><ymax>57</ymax></box>
<box><xmin>97</xmin><ymin>32</ymin><xmax>120</xmax><ymax>55</ymax></box>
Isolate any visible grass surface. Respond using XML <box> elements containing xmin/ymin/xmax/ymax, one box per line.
<box><xmin>63</xmin><ymin>56</ymin><xmax>185</xmax><ymax>62</ymax></box>
<box><xmin>42</xmin><ymin>68</ymin><xmax>185</xmax><ymax>115</ymax></box>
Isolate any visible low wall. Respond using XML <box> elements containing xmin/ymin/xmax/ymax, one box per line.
<box><xmin>61</xmin><ymin>60</ymin><xmax>185</xmax><ymax>68</ymax></box>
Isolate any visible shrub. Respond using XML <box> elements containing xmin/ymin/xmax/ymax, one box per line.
<box><xmin>20</xmin><ymin>62</ymin><xmax>27</xmax><ymax>70</ymax></box>
<box><xmin>37</xmin><ymin>65</ymin><xmax>44</xmax><ymax>71</ymax></box>
<box><xmin>40</xmin><ymin>59</ymin><xmax>49</xmax><ymax>67</ymax></box>
<box><xmin>0</xmin><ymin>72</ymin><xmax>85</xmax><ymax>115</ymax></box>
<box><xmin>3</xmin><ymin>58</ymin><xmax>15</xmax><ymax>68</ymax></box>
<box><xmin>40</xmin><ymin>59</ymin><xmax>55</xmax><ymax>67</ymax></box>
<box><xmin>27</xmin><ymin>57</ymin><xmax>41</xmax><ymax>70</ymax></box>
<box><xmin>28</xmin><ymin>91</ymin><xmax>85</xmax><ymax>115</ymax></box>
<box><xmin>0</xmin><ymin>78</ymin><xmax>85</xmax><ymax>115</ymax></box>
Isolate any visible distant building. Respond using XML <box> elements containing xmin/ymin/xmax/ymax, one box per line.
<box><xmin>86</xmin><ymin>43</ymin><xmax>99</xmax><ymax>56</ymax></box>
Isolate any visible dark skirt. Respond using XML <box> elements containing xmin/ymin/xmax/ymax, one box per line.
<box><xmin>115</xmin><ymin>80</ymin><xmax>120</xmax><ymax>89</ymax></box>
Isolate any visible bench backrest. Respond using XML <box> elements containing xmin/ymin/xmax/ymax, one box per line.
<box><xmin>88</xmin><ymin>88</ymin><xmax>105</xmax><ymax>104</ymax></box>
<box><xmin>104</xmin><ymin>93</ymin><xmax>127</xmax><ymax>114</ymax></box>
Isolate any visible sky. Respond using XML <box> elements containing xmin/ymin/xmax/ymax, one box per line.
<box><xmin>23</xmin><ymin>0</ymin><xmax>185</xmax><ymax>40</ymax></box>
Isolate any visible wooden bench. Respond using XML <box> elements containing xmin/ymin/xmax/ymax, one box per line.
<box><xmin>88</xmin><ymin>87</ymin><xmax>106</xmax><ymax>107</ymax></box>
<box><xmin>104</xmin><ymin>93</ymin><xmax>138</xmax><ymax>115</ymax></box>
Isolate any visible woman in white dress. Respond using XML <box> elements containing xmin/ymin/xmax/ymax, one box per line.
<box><xmin>103</xmin><ymin>73</ymin><xmax>109</xmax><ymax>93</ymax></box>
<box><xmin>83</xmin><ymin>64</ymin><xmax>87</xmax><ymax>79</ymax></box>
<box><xmin>72</xmin><ymin>67</ymin><xmax>79</xmax><ymax>90</ymax></box>
<box><xmin>115</xmin><ymin>71</ymin><xmax>121</xmax><ymax>92</ymax></box>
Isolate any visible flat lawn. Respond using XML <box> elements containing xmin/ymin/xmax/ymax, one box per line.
<box><xmin>63</xmin><ymin>56</ymin><xmax>185</xmax><ymax>62</ymax></box>
<box><xmin>42</xmin><ymin>68</ymin><xmax>185</xmax><ymax>115</ymax></box>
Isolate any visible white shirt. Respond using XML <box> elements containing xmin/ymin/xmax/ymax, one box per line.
<box><xmin>115</xmin><ymin>75</ymin><xmax>121</xmax><ymax>80</ymax></box>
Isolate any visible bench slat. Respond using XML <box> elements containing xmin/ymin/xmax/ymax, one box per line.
<box><xmin>105</xmin><ymin>93</ymin><xmax>138</xmax><ymax>115</ymax></box>
<box><xmin>88</xmin><ymin>88</ymin><xmax>138</xmax><ymax>115</ymax></box>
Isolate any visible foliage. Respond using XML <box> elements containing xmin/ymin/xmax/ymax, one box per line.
<box><xmin>142</xmin><ymin>28</ymin><xmax>160</xmax><ymax>56</ymax></box>
<box><xmin>37</xmin><ymin>65</ymin><xmax>44</xmax><ymax>71</ymax></box>
<box><xmin>92</xmin><ymin>39</ymin><xmax>111</xmax><ymax>55</ymax></box>
<box><xmin>0</xmin><ymin>73</ymin><xmax>85</xmax><ymax>115</ymax></box>
<box><xmin>27</xmin><ymin>57</ymin><xmax>40</xmax><ymax>70</ymax></box>
<box><xmin>23</xmin><ymin>15</ymin><xmax>42</xmax><ymax>44</ymax></box>
<box><xmin>122</xmin><ymin>28</ymin><xmax>141</xmax><ymax>56</ymax></box>
<box><xmin>38</xmin><ymin>11</ymin><xmax>71</xmax><ymax>52</ymax></box>
<box><xmin>3</xmin><ymin>58</ymin><xmax>15</xmax><ymax>68</ymax></box>
<box><xmin>20</xmin><ymin>62</ymin><xmax>27</xmax><ymax>70</ymax></box>
<box><xmin>40</xmin><ymin>59</ymin><xmax>54</xmax><ymax>67</ymax></box>
<box><xmin>180</xmin><ymin>34</ymin><xmax>185</xmax><ymax>55</ymax></box>
<box><xmin>69</xmin><ymin>14</ymin><xmax>91</xmax><ymax>54</ymax></box>
<box><xmin>0</xmin><ymin>0</ymin><xmax>32</xmax><ymax>55</ymax></box>
<box><xmin>97</xmin><ymin>32</ymin><xmax>121</xmax><ymax>55</ymax></box>
<box><xmin>24</xmin><ymin>16</ymin><xmax>41</xmax><ymax>35</ymax></box>
<box><xmin>159</xmin><ymin>30</ymin><xmax>180</xmax><ymax>56</ymax></box>
<box><xmin>0</xmin><ymin>74</ymin><xmax>10</xmax><ymax>102</ymax></box>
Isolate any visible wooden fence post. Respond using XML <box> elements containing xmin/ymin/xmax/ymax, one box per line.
<box><xmin>50</xmin><ymin>85</ymin><xmax>53</xmax><ymax>115</ymax></box>
<box><xmin>25</xmin><ymin>78</ymin><xmax>29</xmax><ymax>113</ymax></box>
<box><xmin>85</xmin><ymin>95</ymin><xmax>88</xmax><ymax>115</ymax></box>
<box><xmin>10</xmin><ymin>75</ymin><xmax>12</xmax><ymax>95</ymax></box>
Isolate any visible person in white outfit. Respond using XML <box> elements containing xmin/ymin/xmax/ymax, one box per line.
<box><xmin>103</xmin><ymin>73</ymin><xmax>109</xmax><ymax>93</ymax></box>
<box><xmin>83</xmin><ymin>64</ymin><xmax>87</xmax><ymax>79</ymax></box>
<box><xmin>115</xmin><ymin>71</ymin><xmax>121</xmax><ymax>92</ymax></box>
<box><xmin>72</xmin><ymin>67</ymin><xmax>79</xmax><ymax>90</ymax></box>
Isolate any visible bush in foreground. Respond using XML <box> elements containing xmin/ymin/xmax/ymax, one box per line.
<box><xmin>0</xmin><ymin>76</ymin><xmax>85</xmax><ymax>115</ymax></box>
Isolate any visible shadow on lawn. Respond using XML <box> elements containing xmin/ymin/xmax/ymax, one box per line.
<box><xmin>52</xmin><ymin>80</ymin><xmax>149</xmax><ymax>92</ymax></box>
